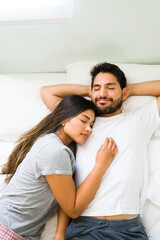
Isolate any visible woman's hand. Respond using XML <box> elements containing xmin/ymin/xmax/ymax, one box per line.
<box><xmin>95</xmin><ymin>137</ymin><xmax>118</xmax><ymax>174</ymax></box>
<box><xmin>46</xmin><ymin>138</ymin><xmax>117</xmax><ymax>219</ymax></box>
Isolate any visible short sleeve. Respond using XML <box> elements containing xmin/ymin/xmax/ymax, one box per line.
<box><xmin>135</xmin><ymin>99</ymin><xmax>160</xmax><ymax>132</ymax></box>
<box><xmin>35</xmin><ymin>142</ymin><xmax>75</xmax><ymax>178</ymax></box>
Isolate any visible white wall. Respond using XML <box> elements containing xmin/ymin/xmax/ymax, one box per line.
<box><xmin>0</xmin><ymin>0</ymin><xmax>160</xmax><ymax>73</ymax></box>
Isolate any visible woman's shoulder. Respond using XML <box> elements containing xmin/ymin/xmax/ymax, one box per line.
<box><xmin>35</xmin><ymin>133</ymin><xmax>62</xmax><ymax>148</ymax></box>
<box><xmin>35</xmin><ymin>134</ymin><xmax>74</xmax><ymax>158</ymax></box>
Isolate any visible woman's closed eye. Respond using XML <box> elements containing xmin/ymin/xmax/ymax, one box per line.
<box><xmin>79</xmin><ymin>119</ymin><xmax>94</xmax><ymax>129</ymax></box>
<box><xmin>80</xmin><ymin>119</ymin><xmax>87</xmax><ymax>123</ymax></box>
<box><xmin>90</xmin><ymin>123</ymin><xmax>94</xmax><ymax>129</ymax></box>
<box><xmin>78</xmin><ymin>113</ymin><xmax>95</xmax><ymax>130</ymax></box>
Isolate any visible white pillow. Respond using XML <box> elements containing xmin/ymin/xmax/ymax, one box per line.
<box><xmin>40</xmin><ymin>214</ymin><xmax>57</xmax><ymax>240</ymax></box>
<box><xmin>142</xmin><ymin>200</ymin><xmax>160</xmax><ymax>240</ymax></box>
<box><xmin>147</xmin><ymin>139</ymin><xmax>160</xmax><ymax>207</ymax></box>
<box><xmin>147</xmin><ymin>139</ymin><xmax>160</xmax><ymax>176</ymax></box>
<box><xmin>148</xmin><ymin>171</ymin><xmax>160</xmax><ymax>207</ymax></box>
<box><xmin>147</xmin><ymin>222</ymin><xmax>160</xmax><ymax>240</ymax></box>
<box><xmin>0</xmin><ymin>175</ymin><xmax>7</xmax><ymax>197</ymax></box>
<box><xmin>0</xmin><ymin>141</ymin><xmax>15</xmax><ymax>169</ymax></box>
<box><xmin>67</xmin><ymin>61</ymin><xmax>97</xmax><ymax>84</ymax></box>
<box><xmin>0</xmin><ymin>141</ymin><xmax>15</xmax><ymax>195</ymax></box>
<box><xmin>67</xmin><ymin>62</ymin><xmax>160</xmax><ymax>84</ymax></box>
<box><xmin>67</xmin><ymin>62</ymin><xmax>160</xmax><ymax>136</ymax></box>
<box><xmin>0</xmin><ymin>75</ymin><xmax>49</xmax><ymax>142</ymax></box>
<box><xmin>0</xmin><ymin>74</ymin><xmax>66</xmax><ymax>142</ymax></box>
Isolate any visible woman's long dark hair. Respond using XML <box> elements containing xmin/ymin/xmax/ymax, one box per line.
<box><xmin>1</xmin><ymin>95</ymin><xmax>97</xmax><ymax>183</ymax></box>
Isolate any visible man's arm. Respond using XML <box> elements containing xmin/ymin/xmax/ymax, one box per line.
<box><xmin>41</xmin><ymin>84</ymin><xmax>90</xmax><ymax>112</ymax></box>
<box><xmin>128</xmin><ymin>80</ymin><xmax>160</xmax><ymax>115</ymax></box>
<box><xmin>54</xmin><ymin>208</ymin><xmax>70</xmax><ymax>240</ymax></box>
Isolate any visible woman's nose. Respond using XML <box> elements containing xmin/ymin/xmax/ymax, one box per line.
<box><xmin>85</xmin><ymin>125</ymin><xmax>92</xmax><ymax>132</ymax></box>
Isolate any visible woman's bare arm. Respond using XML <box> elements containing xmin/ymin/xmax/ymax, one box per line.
<box><xmin>46</xmin><ymin>138</ymin><xmax>117</xmax><ymax>219</ymax></box>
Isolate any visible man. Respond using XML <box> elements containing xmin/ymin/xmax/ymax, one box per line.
<box><xmin>41</xmin><ymin>62</ymin><xmax>160</xmax><ymax>239</ymax></box>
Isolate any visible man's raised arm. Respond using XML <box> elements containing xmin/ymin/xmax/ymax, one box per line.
<box><xmin>128</xmin><ymin>80</ymin><xmax>160</xmax><ymax>115</ymax></box>
<box><xmin>40</xmin><ymin>84</ymin><xmax>90</xmax><ymax>112</ymax></box>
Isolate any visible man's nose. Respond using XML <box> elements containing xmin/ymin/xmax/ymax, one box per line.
<box><xmin>99</xmin><ymin>87</ymin><xmax>107</xmax><ymax>97</ymax></box>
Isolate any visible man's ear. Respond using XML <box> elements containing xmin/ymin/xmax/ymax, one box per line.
<box><xmin>122</xmin><ymin>87</ymin><xmax>128</xmax><ymax>101</ymax></box>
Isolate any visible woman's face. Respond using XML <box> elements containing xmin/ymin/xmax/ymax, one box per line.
<box><xmin>63</xmin><ymin>109</ymin><xmax>95</xmax><ymax>144</ymax></box>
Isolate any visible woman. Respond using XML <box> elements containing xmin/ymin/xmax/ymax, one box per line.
<box><xmin>0</xmin><ymin>95</ymin><xmax>117</xmax><ymax>240</ymax></box>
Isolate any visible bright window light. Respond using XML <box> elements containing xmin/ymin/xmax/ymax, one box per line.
<box><xmin>0</xmin><ymin>0</ymin><xmax>73</xmax><ymax>25</ymax></box>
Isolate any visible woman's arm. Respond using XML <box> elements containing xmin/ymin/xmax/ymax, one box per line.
<box><xmin>46</xmin><ymin>137</ymin><xmax>117</xmax><ymax>219</ymax></box>
<box><xmin>41</xmin><ymin>84</ymin><xmax>91</xmax><ymax>111</ymax></box>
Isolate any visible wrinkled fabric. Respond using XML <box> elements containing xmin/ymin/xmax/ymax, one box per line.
<box><xmin>0</xmin><ymin>224</ymin><xmax>25</xmax><ymax>240</ymax></box>
<box><xmin>65</xmin><ymin>216</ymin><xmax>148</xmax><ymax>240</ymax></box>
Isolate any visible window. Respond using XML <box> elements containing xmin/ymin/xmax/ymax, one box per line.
<box><xmin>0</xmin><ymin>0</ymin><xmax>73</xmax><ymax>25</ymax></box>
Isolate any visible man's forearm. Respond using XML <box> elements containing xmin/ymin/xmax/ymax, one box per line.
<box><xmin>54</xmin><ymin>207</ymin><xmax>70</xmax><ymax>240</ymax></box>
<box><xmin>128</xmin><ymin>80</ymin><xmax>160</xmax><ymax>97</ymax></box>
<box><xmin>42</xmin><ymin>84</ymin><xmax>90</xmax><ymax>98</ymax></box>
<box><xmin>53</xmin><ymin>84</ymin><xmax>90</xmax><ymax>98</ymax></box>
<box><xmin>41</xmin><ymin>84</ymin><xmax>90</xmax><ymax>111</ymax></box>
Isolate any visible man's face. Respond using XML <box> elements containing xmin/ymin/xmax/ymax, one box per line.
<box><xmin>91</xmin><ymin>72</ymin><xmax>127</xmax><ymax>116</ymax></box>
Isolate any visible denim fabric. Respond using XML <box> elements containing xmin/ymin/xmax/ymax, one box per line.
<box><xmin>65</xmin><ymin>215</ymin><xmax>148</xmax><ymax>240</ymax></box>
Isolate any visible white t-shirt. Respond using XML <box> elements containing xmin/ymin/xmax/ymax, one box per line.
<box><xmin>75</xmin><ymin>99</ymin><xmax>160</xmax><ymax>216</ymax></box>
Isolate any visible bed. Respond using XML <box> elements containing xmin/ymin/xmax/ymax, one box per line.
<box><xmin>0</xmin><ymin>62</ymin><xmax>160</xmax><ymax>239</ymax></box>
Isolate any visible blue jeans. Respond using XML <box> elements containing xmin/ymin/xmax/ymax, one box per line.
<box><xmin>65</xmin><ymin>215</ymin><xmax>148</xmax><ymax>240</ymax></box>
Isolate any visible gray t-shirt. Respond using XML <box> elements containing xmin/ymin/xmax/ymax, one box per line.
<box><xmin>0</xmin><ymin>133</ymin><xmax>75</xmax><ymax>240</ymax></box>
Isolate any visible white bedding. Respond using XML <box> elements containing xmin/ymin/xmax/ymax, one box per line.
<box><xmin>0</xmin><ymin>63</ymin><xmax>160</xmax><ymax>239</ymax></box>
<box><xmin>0</xmin><ymin>73</ymin><xmax>67</xmax><ymax>239</ymax></box>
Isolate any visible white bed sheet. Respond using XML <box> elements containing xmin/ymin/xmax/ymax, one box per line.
<box><xmin>0</xmin><ymin>68</ymin><xmax>160</xmax><ymax>239</ymax></box>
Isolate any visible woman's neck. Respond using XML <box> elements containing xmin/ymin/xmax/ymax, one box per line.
<box><xmin>54</xmin><ymin>129</ymin><xmax>73</xmax><ymax>146</ymax></box>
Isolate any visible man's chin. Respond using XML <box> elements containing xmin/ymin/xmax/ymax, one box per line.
<box><xmin>95</xmin><ymin>96</ymin><xmax>123</xmax><ymax>115</ymax></box>
<box><xmin>96</xmin><ymin>103</ymin><xmax>111</xmax><ymax>109</ymax></box>
<box><xmin>96</xmin><ymin>107</ymin><xmax>110</xmax><ymax>114</ymax></box>
<box><xmin>96</xmin><ymin>105</ymin><xmax>122</xmax><ymax>115</ymax></box>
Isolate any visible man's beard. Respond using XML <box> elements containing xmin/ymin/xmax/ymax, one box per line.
<box><xmin>95</xmin><ymin>95</ymin><xmax>123</xmax><ymax>115</ymax></box>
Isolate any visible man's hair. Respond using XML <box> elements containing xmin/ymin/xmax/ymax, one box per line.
<box><xmin>90</xmin><ymin>62</ymin><xmax>127</xmax><ymax>89</ymax></box>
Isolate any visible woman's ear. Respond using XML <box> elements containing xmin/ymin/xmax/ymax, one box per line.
<box><xmin>122</xmin><ymin>87</ymin><xmax>128</xmax><ymax>101</ymax></box>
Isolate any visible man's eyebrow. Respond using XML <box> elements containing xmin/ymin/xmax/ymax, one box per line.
<box><xmin>93</xmin><ymin>83</ymin><xmax>117</xmax><ymax>87</ymax></box>
<box><xmin>106</xmin><ymin>83</ymin><xmax>117</xmax><ymax>86</ymax></box>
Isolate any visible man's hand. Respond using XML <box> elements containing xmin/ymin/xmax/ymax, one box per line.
<box><xmin>126</xmin><ymin>83</ymin><xmax>131</xmax><ymax>98</ymax></box>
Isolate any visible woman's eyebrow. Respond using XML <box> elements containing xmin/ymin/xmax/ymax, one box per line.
<box><xmin>80</xmin><ymin>114</ymin><xmax>90</xmax><ymax>120</ymax></box>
